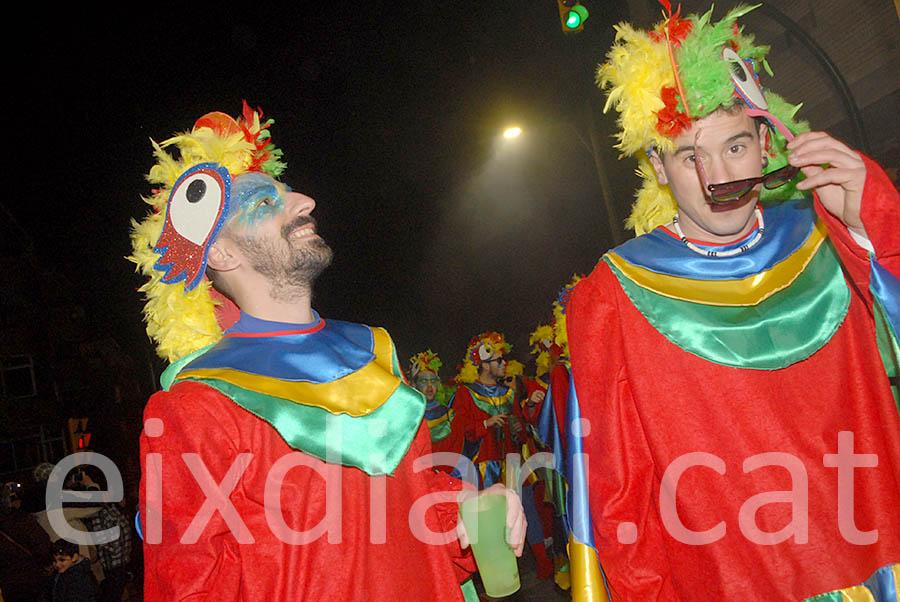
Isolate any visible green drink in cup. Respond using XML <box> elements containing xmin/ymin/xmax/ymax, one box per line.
<box><xmin>458</xmin><ymin>492</ymin><xmax>521</xmax><ymax>597</ymax></box>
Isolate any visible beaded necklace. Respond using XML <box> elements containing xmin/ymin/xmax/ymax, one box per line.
<box><xmin>671</xmin><ymin>207</ymin><xmax>764</xmax><ymax>258</ymax></box>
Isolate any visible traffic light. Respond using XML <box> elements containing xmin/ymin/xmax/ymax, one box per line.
<box><xmin>68</xmin><ymin>418</ymin><xmax>92</xmax><ymax>452</ymax></box>
<box><xmin>558</xmin><ymin>0</ymin><xmax>589</xmax><ymax>33</ymax></box>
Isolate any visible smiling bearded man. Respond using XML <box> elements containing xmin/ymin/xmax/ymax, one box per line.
<box><xmin>128</xmin><ymin>103</ymin><xmax>525</xmax><ymax>602</ymax></box>
<box><xmin>219</xmin><ymin>174</ymin><xmax>333</xmax><ymax>302</ymax></box>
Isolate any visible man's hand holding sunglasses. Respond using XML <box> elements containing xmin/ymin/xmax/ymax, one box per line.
<box><xmin>788</xmin><ymin>131</ymin><xmax>867</xmax><ymax>238</ymax></box>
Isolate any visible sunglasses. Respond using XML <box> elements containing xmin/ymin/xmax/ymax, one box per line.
<box><xmin>693</xmin><ymin>128</ymin><xmax>799</xmax><ymax>205</ymax></box>
<box><xmin>705</xmin><ymin>164</ymin><xmax>800</xmax><ymax>203</ymax></box>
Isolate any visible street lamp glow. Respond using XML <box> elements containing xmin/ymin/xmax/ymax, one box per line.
<box><xmin>503</xmin><ymin>127</ymin><xmax>522</xmax><ymax>139</ymax></box>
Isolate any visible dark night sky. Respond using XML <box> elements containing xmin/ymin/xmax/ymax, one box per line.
<box><xmin>12</xmin><ymin>3</ymin><xmax>637</xmax><ymax>375</ymax></box>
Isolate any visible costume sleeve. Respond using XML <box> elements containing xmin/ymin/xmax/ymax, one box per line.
<box><xmin>409</xmin><ymin>423</ymin><xmax>477</xmax><ymax>581</ymax></box>
<box><xmin>139</xmin><ymin>383</ymin><xmax>245</xmax><ymax>602</ymax></box>
<box><xmin>520</xmin><ymin>378</ymin><xmax>545</xmax><ymax>427</ymax></box>
<box><xmin>567</xmin><ymin>268</ymin><xmax>682</xmax><ymax>602</ymax></box>
<box><xmin>451</xmin><ymin>386</ymin><xmax>490</xmax><ymax>442</ymax></box>
<box><xmin>814</xmin><ymin>154</ymin><xmax>900</xmax><ymax>296</ymax></box>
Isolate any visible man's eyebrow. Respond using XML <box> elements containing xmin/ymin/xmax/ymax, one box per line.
<box><xmin>236</xmin><ymin>182</ymin><xmax>279</xmax><ymax>201</ymax></box>
<box><xmin>725</xmin><ymin>131</ymin><xmax>755</xmax><ymax>144</ymax></box>
<box><xmin>673</xmin><ymin>131</ymin><xmax>755</xmax><ymax>155</ymax></box>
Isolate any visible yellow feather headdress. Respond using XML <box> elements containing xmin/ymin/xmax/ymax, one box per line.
<box><xmin>456</xmin><ymin>332</ymin><xmax>512</xmax><ymax>384</ymax></box>
<box><xmin>553</xmin><ymin>273</ymin><xmax>583</xmax><ymax>360</ymax></box>
<box><xmin>127</xmin><ymin>102</ymin><xmax>286</xmax><ymax>363</ymax></box>
<box><xmin>409</xmin><ymin>349</ymin><xmax>442</xmax><ymax>380</ymax></box>
<box><xmin>505</xmin><ymin>360</ymin><xmax>525</xmax><ymax>378</ymax></box>
<box><xmin>597</xmin><ymin>4</ymin><xmax>808</xmax><ymax>235</ymax></box>
<box><xmin>529</xmin><ymin>324</ymin><xmax>556</xmax><ymax>377</ymax></box>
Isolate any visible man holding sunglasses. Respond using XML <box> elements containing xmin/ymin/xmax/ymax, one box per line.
<box><xmin>560</xmin><ymin>4</ymin><xmax>900</xmax><ymax>601</ymax></box>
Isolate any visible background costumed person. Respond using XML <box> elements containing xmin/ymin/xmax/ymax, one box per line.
<box><xmin>533</xmin><ymin>276</ymin><xmax>585</xmax><ymax>592</ymax></box>
<box><xmin>410</xmin><ymin>350</ymin><xmax>457</xmax><ymax>452</ymax></box>
<box><xmin>523</xmin><ymin>324</ymin><xmax>556</xmax><ymax>422</ymax></box>
<box><xmin>564</xmin><ymin>3</ymin><xmax>900</xmax><ymax>600</ymax></box>
<box><xmin>129</xmin><ymin>103</ymin><xmax>525</xmax><ymax>601</ymax></box>
<box><xmin>540</xmin><ymin>275</ymin><xmax>582</xmax><ymax>463</ymax></box>
<box><xmin>443</xmin><ymin>333</ymin><xmax>516</xmax><ymax>491</ymax></box>
<box><xmin>517</xmin><ymin>328</ymin><xmax>569</xmax><ymax>581</ymax></box>
<box><xmin>502</xmin><ymin>359</ymin><xmax>555</xmax><ymax>581</ymax></box>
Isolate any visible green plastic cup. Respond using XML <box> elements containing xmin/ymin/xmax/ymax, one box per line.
<box><xmin>458</xmin><ymin>493</ymin><xmax>521</xmax><ymax>597</ymax></box>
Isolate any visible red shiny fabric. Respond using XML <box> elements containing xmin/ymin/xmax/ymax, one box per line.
<box><xmin>140</xmin><ymin>381</ymin><xmax>474</xmax><ymax>601</ymax></box>
<box><xmin>443</xmin><ymin>385</ymin><xmax>516</xmax><ymax>468</ymax></box>
<box><xmin>566</xmin><ymin>158</ymin><xmax>900</xmax><ymax>601</ymax></box>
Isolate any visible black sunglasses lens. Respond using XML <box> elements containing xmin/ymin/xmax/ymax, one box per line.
<box><xmin>763</xmin><ymin>165</ymin><xmax>800</xmax><ymax>189</ymax></box>
<box><xmin>710</xmin><ymin>182</ymin><xmax>754</xmax><ymax>203</ymax></box>
<box><xmin>709</xmin><ymin>163</ymin><xmax>800</xmax><ymax>202</ymax></box>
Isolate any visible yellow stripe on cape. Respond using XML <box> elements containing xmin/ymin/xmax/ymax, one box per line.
<box><xmin>175</xmin><ymin>326</ymin><xmax>400</xmax><ymax>417</ymax></box>
<box><xmin>426</xmin><ymin>410</ymin><xmax>455</xmax><ymax>429</ymax></box>
<box><xmin>470</xmin><ymin>387</ymin><xmax>515</xmax><ymax>407</ymax></box>
<box><xmin>605</xmin><ymin>219</ymin><xmax>827</xmax><ymax>307</ymax></box>
<box><xmin>830</xmin><ymin>564</ymin><xmax>900</xmax><ymax>601</ymax></box>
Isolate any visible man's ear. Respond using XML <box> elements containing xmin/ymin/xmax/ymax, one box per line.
<box><xmin>206</xmin><ymin>238</ymin><xmax>240</xmax><ymax>272</ymax></box>
<box><xmin>648</xmin><ymin>148</ymin><xmax>669</xmax><ymax>186</ymax></box>
<box><xmin>759</xmin><ymin>121</ymin><xmax>770</xmax><ymax>163</ymax></box>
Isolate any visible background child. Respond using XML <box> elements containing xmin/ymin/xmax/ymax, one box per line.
<box><xmin>41</xmin><ymin>539</ymin><xmax>96</xmax><ymax>602</ymax></box>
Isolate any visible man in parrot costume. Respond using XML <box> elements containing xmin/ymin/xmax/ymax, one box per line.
<box><xmin>410</xmin><ymin>349</ymin><xmax>457</xmax><ymax>449</ymax></box>
<box><xmin>442</xmin><ymin>332</ymin><xmax>518</xmax><ymax>491</ymax></box>
<box><xmin>128</xmin><ymin>103</ymin><xmax>525</xmax><ymax>601</ymax></box>
<box><xmin>562</xmin><ymin>3</ymin><xmax>900</xmax><ymax>600</ymax></box>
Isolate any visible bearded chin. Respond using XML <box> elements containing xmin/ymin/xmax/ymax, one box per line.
<box><xmin>239</xmin><ymin>234</ymin><xmax>334</xmax><ymax>298</ymax></box>
<box><xmin>285</xmin><ymin>238</ymin><xmax>333</xmax><ymax>284</ymax></box>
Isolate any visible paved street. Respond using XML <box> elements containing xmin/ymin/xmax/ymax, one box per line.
<box><xmin>472</xmin><ymin>545</ymin><xmax>570</xmax><ymax>602</ymax></box>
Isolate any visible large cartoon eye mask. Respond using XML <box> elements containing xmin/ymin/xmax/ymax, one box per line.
<box><xmin>153</xmin><ymin>163</ymin><xmax>232</xmax><ymax>291</ymax></box>
<box><xmin>723</xmin><ymin>47</ymin><xmax>768</xmax><ymax>110</ymax></box>
<box><xmin>722</xmin><ymin>46</ymin><xmax>796</xmax><ymax>142</ymax></box>
<box><xmin>169</xmin><ymin>168</ymin><xmax>230</xmax><ymax>245</ymax></box>
<box><xmin>478</xmin><ymin>344</ymin><xmax>495</xmax><ymax>362</ymax></box>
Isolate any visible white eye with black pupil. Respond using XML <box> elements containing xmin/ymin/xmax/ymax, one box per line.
<box><xmin>722</xmin><ymin>47</ymin><xmax>768</xmax><ymax>110</ymax></box>
<box><xmin>729</xmin><ymin>61</ymin><xmax>747</xmax><ymax>83</ymax></box>
<box><xmin>186</xmin><ymin>179</ymin><xmax>207</xmax><ymax>203</ymax></box>
<box><xmin>169</xmin><ymin>169</ymin><xmax>227</xmax><ymax>246</ymax></box>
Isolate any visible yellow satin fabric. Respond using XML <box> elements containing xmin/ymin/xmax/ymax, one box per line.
<box><xmin>605</xmin><ymin>220</ymin><xmax>827</xmax><ymax>307</ymax></box>
<box><xmin>426</xmin><ymin>409</ymin><xmax>454</xmax><ymax>429</ymax></box>
<box><xmin>839</xmin><ymin>587</ymin><xmax>877</xmax><ymax>602</ymax></box>
<box><xmin>175</xmin><ymin>327</ymin><xmax>400</xmax><ymax>417</ymax></box>
<box><xmin>569</xmin><ymin>535</ymin><xmax>609</xmax><ymax>602</ymax></box>
<box><xmin>470</xmin><ymin>387</ymin><xmax>515</xmax><ymax>409</ymax></box>
<box><xmin>834</xmin><ymin>565</ymin><xmax>900</xmax><ymax>601</ymax></box>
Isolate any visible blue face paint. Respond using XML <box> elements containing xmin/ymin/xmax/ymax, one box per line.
<box><xmin>227</xmin><ymin>172</ymin><xmax>292</xmax><ymax>231</ymax></box>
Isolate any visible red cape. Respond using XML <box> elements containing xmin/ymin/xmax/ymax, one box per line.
<box><xmin>140</xmin><ymin>381</ymin><xmax>475</xmax><ymax>601</ymax></box>
<box><xmin>567</xmin><ymin>156</ymin><xmax>900</xmax><ymax>600</ymax></box>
